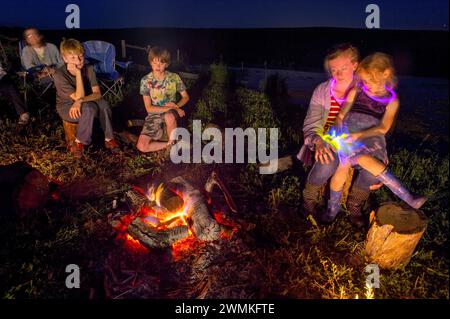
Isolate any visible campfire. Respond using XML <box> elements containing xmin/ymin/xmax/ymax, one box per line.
<box><xmin>111</xmin><ymin>171</ymin><xmax>238</xmax><ymax>251</ymax></box>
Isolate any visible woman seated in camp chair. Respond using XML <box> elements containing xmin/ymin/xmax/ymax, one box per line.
<box><xmin>21</xmin><ymin>27</ymin><xmax>64</xmax><ymax>85</ymax></box>
<box><xmin>136</xmin><ymin>46</ymin><xmax>189</xmax><ymax>153</ymax></box>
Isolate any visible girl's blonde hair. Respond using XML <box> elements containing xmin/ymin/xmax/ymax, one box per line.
<box><xmin>356</xmin><ymin>52</ymin><xmax>397</xmax><ymax>88</ymax></box>
<box><xmin>60</xmin><ymin>38</ymin><xmax>84</xmax><ymax>56</ymax></box>
<box><xmin>324</xmin><ymin>43</ymin><xmax>360</xmax><ymax>73</ymax></box>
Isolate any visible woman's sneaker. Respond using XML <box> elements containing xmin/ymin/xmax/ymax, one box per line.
<box><xmin>18</xmin><ymin>112</ymin><xmax>30</xmax><ymax>125</ymax></box>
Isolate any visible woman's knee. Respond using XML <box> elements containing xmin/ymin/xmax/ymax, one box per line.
<box><xmin>307</xmin><ymin>157</ymin><xmax>339</xmax><ymax>185</ymax></box>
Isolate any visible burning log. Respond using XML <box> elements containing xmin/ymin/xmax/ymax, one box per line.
<box><xmin>125</xmin><ymin>188</ymin><xmax>150</xmax><ymax>211</ymax></box>
<box><xmin>170</xmin><ymin>176</ymin><xmax>221</xmax><ymax>241</ymax></box>
<box><xmin>127</xmin><ymin>217</ymin><xmax>190</xmax><ymax>249</ymax></box>
<box><xmin>365</xmin><ymin>202</ymin><xmax>428</xmax><ymax>269</ymax></box>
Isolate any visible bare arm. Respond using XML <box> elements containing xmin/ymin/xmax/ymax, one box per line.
<box><xmin>143</xmin><ymin>95</ymin><xmax>172</xmax><ymax>114</ymax></box>
<box><xmin>76</xmin><ymin>85</ymin><xmax>102</xmax><ymax>102</ymax></box>
<box><xmin>335</xmin><ymin>87</ymin><xmax>357</xmax><ymax>127</ymax></box>
<box><xmin>351</xmin><ymin>98</ymin><xmax>400</xmax><ymax>141</ymax></box>
<box><xmin>68</xmin><ymin>82</ymin><xmax>101</xmax><ymax>119</ymax></box>
<box><xmin>68</xmin><ymin>67</ymin><xmax>85</xmax><ymax>101</ymax></box>
<box><xmin>176</xmin><ymin>90</ymin><xmax>189</xmax><ymax>108</ymax></box>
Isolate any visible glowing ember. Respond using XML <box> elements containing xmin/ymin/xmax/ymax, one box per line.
<box><xmin>112</xmin><ymin>183</ymin><xmax>194</xmax><ymax>250</ymax></box>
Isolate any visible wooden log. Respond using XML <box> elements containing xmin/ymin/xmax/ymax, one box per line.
<box><xmin>63</xmin><ymin>120</ymin><xmax>78</xmax><ymax>147</ymax></box>
<box><xmin>169</xmin><ymin>176</ymin><xmax>221</xmax><ymax>241</ymax></box>
<box><xmin>365</xmin><ymin>202</ymin><xmax>427</xmax><ymax>269</ymax></box>
<box><xmin>158</xmin><ymin>187</ymin><xmax>184</xmax><ymax>213</ymax></box>
<box><xmin>125</xmin><ymin>189</ymin><xmax>150</xmax><ymax>212</ymax></box>
<box><xmin>126</xmin><ymin>217</ymin><xmax>189</xmax><ymax>249</ymax></box>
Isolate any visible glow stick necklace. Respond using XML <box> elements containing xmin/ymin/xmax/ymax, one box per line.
<box><xmin>361</xmin><ymin>84</ymin><xmax>397</xmax><ymax>104</ymax></box>
<box><xmin>330</xmin><ymin>78</ymin><xmax>348</xmax><ymax>105</ymax></box>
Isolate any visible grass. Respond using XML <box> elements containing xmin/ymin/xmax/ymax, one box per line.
<box><xmin>0</xmin><ymin>63</ymin><xmax>448</xmax><ymax>299</ymax></box>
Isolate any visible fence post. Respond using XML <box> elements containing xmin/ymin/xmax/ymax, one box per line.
<box><xmin>121</xmin><ymin>40</ymin><xmax>126</xmax><ymax>59</ymax></box>
<box><xmin>264</xmin><ymin>60</ymin><xmax>267</xmax><ymax>81</ymax></box>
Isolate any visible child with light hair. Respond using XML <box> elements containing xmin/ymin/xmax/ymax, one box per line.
<box><xmin>321</xmin><ymin>52</ymin><xmax>427</xmax><ymax>223</ymax></box>
<box><xmin>53</xmin><ymin>38</ymin><xmax>120</xmax><ymax>158</ymax></box>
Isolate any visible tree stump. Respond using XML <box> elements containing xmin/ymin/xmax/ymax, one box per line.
<box><xmin>63</xmin><ymin>120</ymin><xmax>78</xmax><ymax>147</ymax></box>
<box><xmin>365</xmin><ymin>202</ymin><xmax>427</xmax><ymax>269</ymax></box>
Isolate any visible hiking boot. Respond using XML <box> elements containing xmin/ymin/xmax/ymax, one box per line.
<box><xmin>68</xmin><ymin>141</ymin><xmax>84</xmax><ymax>159</ymax></box>
<box><xmin>105</xmin><ymin>139</ymin><xmax>121</xmax><ymax>154</ymax></box>
<box><xmin>18</xmin><ymin>112</ymin><xmax>30</xmax><ymax>125</ymax></box>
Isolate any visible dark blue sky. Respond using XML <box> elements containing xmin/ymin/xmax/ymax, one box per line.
<box><xmin>1</xmin><ymin>0</ymin><xmax>448</xmax><ymax>30</ymax></box>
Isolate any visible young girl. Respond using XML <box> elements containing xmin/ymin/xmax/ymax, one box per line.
<box><xmin>136</xmin><ymin>47</ymin><xmax>190</xmax><ymax>153</ymax></box>
<box><xmin>321</xmin><ymin>53</ymin><xmax>427</xmax><ymax>223</ymax></box>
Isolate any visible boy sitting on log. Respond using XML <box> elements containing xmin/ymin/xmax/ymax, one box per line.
<box><xmin>53</xmin><ymin>38</ymin><xmax>120</xmax><ymax>158</ymax></box>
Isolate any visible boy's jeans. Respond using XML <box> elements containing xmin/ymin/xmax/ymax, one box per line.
<box><xmin>58</xmin><ymin>99</ymin><xmax>114</xmax><ymax>145</ymax></box>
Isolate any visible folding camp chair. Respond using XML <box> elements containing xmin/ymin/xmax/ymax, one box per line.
<box><xmin>82</xmin><ymin>41</ymin><xmax>132</xmax><ymax>101</ymax></box>
<box><xmin>17</xmin><ymin>40</ymin><xmax>55</xmax><ymax>106</ymax></box>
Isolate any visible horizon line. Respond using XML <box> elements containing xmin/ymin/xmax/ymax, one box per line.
<box><xmin>0</xmin><ymin>25</ymin><xmax>448</xmax><ymax>32</ymax></box>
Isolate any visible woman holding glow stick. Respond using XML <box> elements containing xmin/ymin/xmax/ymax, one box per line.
<box><xmin>321</xmin><ymin>52</ymin><xmax>427</xmax><ymax>223</ymax></box>
<box><xmin>299</xmin><ymin>43</ymin><xmax>382</xmax><ymax>228</ymax></box>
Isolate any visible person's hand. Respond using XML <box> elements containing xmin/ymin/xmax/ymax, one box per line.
<box><xmin>175</xmin><ymin>108</ymin><xmax>185</xmax><ymax>118</ymax></box>
<box><xmin>164</xmin><ymin>102</ymin><xmax>178</xmax><ymax>108</ymax></box>
<box><xmin>67</xmin><ymin>63</ymin><xmax>81</xmax><ymax>75</ymax></box>
<box><xmin>47</xmin><ymin>66</ymin><xmax>56</xmax><ymax>75</ymax></box>
<box><xmin>69</xmin><ymin>100</ymin><xmax>82</xmax><ymax>119</ymax></box>
<box><xmin>314</xmin><ymin>138</ymin><xmax>335</xmax><ymax>164</ymax></box>
<box><xmin>344</xmin><ymin>133</ymin><xmax>359</xmax><ymax>144</ymax></box>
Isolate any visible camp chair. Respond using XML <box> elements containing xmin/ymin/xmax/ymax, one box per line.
<box><xmin>17</xmin><ymin>40</ymin><xmax>54</xmax><ymax>106</ymax></box>
<box><xmin>82</xmin><ymin>40</ymin><xmax>132</xmax><ymax>101</ymax></box>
